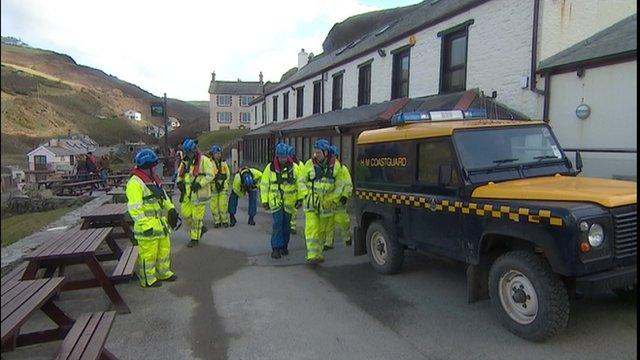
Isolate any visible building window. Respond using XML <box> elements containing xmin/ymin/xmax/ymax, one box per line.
<box><xmin>283</xmin><ymin>92</ymin><xmax>289</xmax><ymax>120</ymax></box>
<box><xmin>272</xmin><ymin>95</ymin><xmax>278</xmax><ymax>122</ymax></box>
<box><xmin>332</xmin><ymin>73</ymin><xmax>343</xmax><ymax>111</ymax></box>
<box><xmin>261</xmin><ymin>102</ymin><xmax>266</xmax><ymax>124</ymax></box>
<box><xmin>440</xmin><ymin>28</ymin><xmax>468</xmax><ymax>93</ymax></box>
<box><xmin>240</xmin><ymin>112</ymin><xmax>251</xmax><ymax>123</ymax></box>
<box><xmin>313</xmin><ymin>81</ymin><xmax>321</xmax><ymax>114</ymax></box>
<box><xmin>217</xmin><ymin>112</ymin><xmax>232</xmax><ymax>123</ymax></box>
<box><xmin>358</xmin><ymin>63</ymin><xmax>371</xmax><ymax>106</ymax></box>
<box><xmin>217</xmin><ymin>95</ymin><xmax>232</xmax><ymax>107</ymax></box>
<box><xmin>391</xmin><ymin>48</ymin><xmax>410</xmax><ymax>99</ymax></box>
<box><xmin>296</xmin><ymin>86</ymin><xmax>304</xmax><ymax>118</ymax></box>
<box><xmin>254</xmin><ymin>106</ymin><xmax>257</xmax><ymax>125</ymax></box>
<box><xmin>240</xmin><ymin>95</ymin><xmax>253</xmax><ymax>106</ymax></box>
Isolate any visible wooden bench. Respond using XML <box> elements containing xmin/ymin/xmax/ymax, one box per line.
<box><xmin>55</xmin><ymin>311</ymin><xmax>118</xmax><ymax>360</ymax></box>
<box><xmin>111</xmin><ymin>246</ymin><xmax>137</xmax><ymax>283</ymax></box>
<box><xmin>56</xmin><ymin>180</ymin><xmax>110</xmax><ymax>196</ymax></box>
<box><xmin>1</xmin><ymin>262</ymin><xmax>28</xmax><ymax>286</ymax></box>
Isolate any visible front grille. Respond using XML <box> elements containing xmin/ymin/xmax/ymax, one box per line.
<box><xmin>612</xmin><ymin>205</ymin><xmax>637</xmax><ymax>260</ymax></box>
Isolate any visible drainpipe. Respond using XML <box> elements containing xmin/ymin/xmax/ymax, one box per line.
<box><xmin>542</xmin><ymin>72</ymin><xmax>551</xmax><ymax>122</ymax></box>
<box><xmin>529</xmin><ymin>0</ymin><xmax>545</xmax><ymax>95</ymax></box>
<box><xmin>321</xmin><ymin>72</ymin><xmax>325</xmax><ymax>113</ymax></box>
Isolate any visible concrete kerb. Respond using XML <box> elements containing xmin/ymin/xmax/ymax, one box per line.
<box><xmin>0</xmin><ymin>194</ymin><xmax>112</xmax><ymax>276</ymax></box>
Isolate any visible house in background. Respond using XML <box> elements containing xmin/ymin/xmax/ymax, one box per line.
<box><xmin>25</xmin><ymin>133</ymin><xmax>100</xmax><ymax>181</ymax></box>
<box><xmin>209</xmin><ymin>72</ymin><xmax>263</xmax><ymax>131</ymax></box>
<box><xmin>124</xmin><ymin>109</ymin><xmax>142</xmax><ymax>121</ymax></box>
<box><xmin>168</xmin><ymin>117</ymin><xmax>181</xmax><ymax>130</ymax></box>
<box><xmin>144</xmin><ymin>125</ymin><xmax>166</xmax><ymax>138</ymax></box>
<box><xmin>538</xmin><ymin>14</ymin><xmax>637</xmax><ymax>180</ymax></box>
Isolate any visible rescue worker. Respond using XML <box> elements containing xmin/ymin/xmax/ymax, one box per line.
<box><xmin>260</xmin><ymin>143</ymin><xmax>300</xmax><ymax>259</ymax></box>
<box><xmin>287</xmin><ymin>145</ymin><xmax>300</xmax><ymax>235</ymax></box>
<box><xmin>176</xmin><ymin>138</ymin><xmax>214</xmax><ymax>247</ymax></box>
<box><xmin>324</xmin><ymin>145</ymin><xmax>353</xmax><ymax>249</ymax></box>
<box><xmin>126</xmin><ymin>148</ymin><xmax>179</xmax><ymax>287</ymax></box>
<box><xmin>298</xmin><ymin>139</ymin><xmax>343</xmax><ymax>263</ymax></box>
<box><xmin>228</xmin><ymin>166</ymin><xmax>262</xmax><ymax>226</ymax></box>
<box><xmin>208</xmin><ymin>145</ymin><xmax>230</xmax><ymax>228</ymax></box>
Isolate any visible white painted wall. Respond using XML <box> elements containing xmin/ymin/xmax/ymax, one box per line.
<box><xmin>548</xmin><ymin>60</ymin><xmax>637</xmax><ymax>180</ymax></box>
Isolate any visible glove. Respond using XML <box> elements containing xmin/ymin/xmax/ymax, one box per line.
<box><xmin>177</xmin><ymin>182</ymin><xmax>186</xmax><ymax>193</ymax></box>
<box><xmin>295</xmin><ymin>200</ymin><xmax>302</xmax><ymax>209</ymax></box>
<box><xmin>168</xmin><ymin>208</ymin><xmax>179</xmax><ymax>229</ymax></box>
<box><xmin>143</xmin><ymin>228</ymin><xmax>154</xmax><ymax>236</ymax></box>
<box><xmin>340</xmin><ymin>196</ymin><xmax>348</xmax><ymax>205</ymax></box>
<box><xmin>262</xmin><ymin>202</ymin><xmax>270</xmax><ymax>210</ymax></box>
<box><xmin>191</xmin><ymin>182</ymin><xmax>201</xmax><ymax>192</ymax></box>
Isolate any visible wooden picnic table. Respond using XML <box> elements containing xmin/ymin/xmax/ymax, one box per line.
<box><xmin>1</xmin><ymin>277</ymin><xmax>74</xmax><ymax>350</ymax></box>
<box><xmin>106</xmin><ymin>175</ymin><xmax>129</xmax><ymax>187</ymax></box>
<box><xmin>21</xmin><ymin>227</ymin><xmax>137</xmax><ymax>314</ymax></box>
<box><xmin>81</xmin><ymin>203</ymin><xmax>135</xmax><ymax>244</ymax></box>
<box><xmin>56</xmin><ymin>179</ymin><xmax>109</xmax><ymax>196</ymax></box>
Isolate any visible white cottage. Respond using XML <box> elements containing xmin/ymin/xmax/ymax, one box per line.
<box><xmin>26</xmin><ymin>146</ymin><xmax>79</xmax><ymax>173</ymax></box>
<box><xmin>124</xmin><ymin>110</ymin><xmax>142</xmax><ymax>121</ymax></box>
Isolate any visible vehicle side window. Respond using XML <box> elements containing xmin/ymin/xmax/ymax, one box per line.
<box><xmin>417</xmin><ymin>139</ymin><xmax>460</xmax><ymax>186</ymax></box>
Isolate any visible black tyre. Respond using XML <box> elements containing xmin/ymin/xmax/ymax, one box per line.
<box><xmin>365</xmin><ymin>221</ymin><xmax>403</xmax><ymax>274</ymax></box>
<box><xmin>489</xmin><ymin>251</ymin><xmax>569</xmax><ymax>342</ymax></box>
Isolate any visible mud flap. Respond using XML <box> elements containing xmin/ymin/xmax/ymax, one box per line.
<box><xmin>467</xmin><ymin>263</ymin><xmax>490</xmax><ymax>303</ymax></box>
<box><xmin>354</xmin><ymin>226</ymin><xmax>366</xmax><ymax>256</ymax></box>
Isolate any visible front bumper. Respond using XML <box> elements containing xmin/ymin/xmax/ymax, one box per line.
<box><xmin>575</xmin><ymin>265</ymin><xmax>637</xmax><ymax>294</ymax></box>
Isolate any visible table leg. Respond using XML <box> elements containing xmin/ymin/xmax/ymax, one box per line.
<box><xmin>41</xmin><ymin>299</ymin><xmax>74</xmax><ymax>328</ymax></box>
<box><xmin>100</xmin><ymin>349</ymin><xmax>119</xmax><ymax>360</ymax></box>
<box><xmin>104</xmin><ymin>233</ymin><xmax>123</xmax><ymax>259</ymax></box>
<box><xmin>121</xmin><ymin>221</ymin><xmax>137</xmax><ymax>245</ymax></box>
<box><xmin>22</xmin><ymin>261</ymin><xmax>40</xmax><ymax>280</ymax></box>
<box><xmin>43</xmin><ymin>265</ymin><xmax>57</xmax><ymax>277</ymax></box>
<box><xmin>85</xmin><ymin>256</ymin><xmax>130</xmax><ymax>314</ymax></box>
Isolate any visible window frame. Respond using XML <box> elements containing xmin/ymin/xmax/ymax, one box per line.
<box><xmin>313</xmin><ymin>81</ymin><xmax>322</xmax><ymax>114</ymax></box>
<box><xmin>283</xmin><ymin>92</ymin><xmax>289</xmax><ymax>120</ymax></box>
<box><xmin>332</xmin><ymin>72</ymin><xmax>344</xmax><ymax>111</ymax></box>
<box><xmin>296</xmin><ymin>86</ymin><xmax>304</xmax><ymax>118</ymax></box>
<box><xmin>217</xmin><ymin>95</ymin><xmax>232</xmax><ymax>107</ymax></box>
<box><xmin>240</xmin><ymin>95</ymin><xmax>253</xmax><ymax>106</ymax></box>
<box><xmin>391</xmin><ymin>48</ymin><xmax>411</xmax><ymax>100</ymax></box>
<box><xmin>272</xmin><ymin>95</ymin><xmax>278</xmax><ymax>122</ymax></box>
<box><xmin>217</xmin><ymin>111</ymin><xmax>232</xmax><ymax>123</ymax></box>
<box><xmin>416</xmin><ymin>137</ymin><xmax>462</xmax><ymax>191</ymax></box>
<box><xmin>240</xmin><ymin>112</ymin><xmax>251</xmax><ymax>123</ymax></box>
<box><xmin>357</xmin><ymin>61</ymin><xmax>372</xmax><ymax>106</ymax></box>
<box><xmin>439</xmin><ymin>23</ymin><xmax>471</xmax><ymax>94</ymax></box>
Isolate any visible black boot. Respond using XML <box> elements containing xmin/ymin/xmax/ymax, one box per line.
<box><xmin>222</xmin><ymin>222</ymin><xmax>229</xmax><ymax>228</ymax></box>
<box><xmin>230</xmin><ymin>215</ymin><xmax>237</xmax><ymax>227</ymax></box>
<box><xmin>214</xmin><ymin>223</ymin><xmax>221</xmax><ymax>229</ymax></box>
<box><xmin>248</xmin><ymin>217</ymin><xmax>256</xmax><ymax>226</ymax></box>
<box><xmin>281</xmin><ymin>249</ymin><xmax>289</xmax><ymax>256</ymax></box>
<box><xmin>148</xmin><ymin>281</ymin><xmax>163</xmax><ymax>288</ymax></box>
<box><xmin>161</xmin><ymin>274</ymin><xmax>178</xmax><ymax>282</ymax></box>
<box><xmin>290</xmin><ymin>228</ymin><xmax>297</xmax><ymax>235</ymax></box>
<box><xmin>271</xmin><ymin>250</ymin><xmax>281</xmax><ymax>259</ymax></box>
<box><xmin>201</xmin><ymin>225</ymin><xmax>208</xmax><ymax>235</ymax></box>
<box><xmin>187</xmin><ymin>240</ymin><xmax>198</xmax><ymax>248</ymax></box>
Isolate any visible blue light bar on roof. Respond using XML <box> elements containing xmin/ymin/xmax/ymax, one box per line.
<box><xmin>390</xmin><ymin>111</ymin><xmax>430</xmax><ymax>125</ymax></box>
<box><xmin>464</xmin><ymin>108</ymin><xmax>488</xmax><ymax>118</ymax></box>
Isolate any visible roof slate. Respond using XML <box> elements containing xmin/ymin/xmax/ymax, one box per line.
<box><xmin>538</xmin><ymin>14</ymin><xmax>637</xmax><ymax>72</ymax></box>
<box><xmin>208</xmin><ymin>80</ymin><xmax>263</xmax><ymax>95</ymax></box>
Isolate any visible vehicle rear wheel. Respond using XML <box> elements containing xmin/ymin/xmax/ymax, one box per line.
<box><xmin>365</xmin><ymin>221</ymin><xmax>403</xmax><ymax>274</ymax></box>
<box><xmin>489</xmin><ymin>250</ymin><xmax>569</xmax><ymax>342</ymax></box>
<box><xmin>613</xmin><ymin>285</ymin><xmax>637</xmax><ymax>301</ymax></box>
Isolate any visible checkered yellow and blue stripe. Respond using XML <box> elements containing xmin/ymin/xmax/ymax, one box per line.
<box><xmin>355</xmin><ymin>190</ymin><xmax>563</xmax><ymax>226</ymax></box>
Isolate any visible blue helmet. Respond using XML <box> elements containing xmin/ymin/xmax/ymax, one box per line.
<box><xmin>135</xmin><ymin>148</ymin><xmax>159</xmax><ymax>168</ymax></box>
<box><xmin>182</xmin><ymin>138</ymin><xmax>197</xmax><ymax>152</ymax></box>
<box><xmin>313</xmin><ymin>138</ymin><xmax>330</xmax><ymax>151</ymax></box>
<box><xmin>286</xmin><ymin>145</ymin><xmax>295</xmax><ymax>156</ymax></box>
<box><xmin>275</xmin><ymin>142</ymin><xmax>289</xmax><ymax>156</ymax></box>
<box><xmin>241</xmin><ymin>172</ymin><xmax>254</xmax><ymax>187</ymax></box>
<box><xmin>210</xmin><ymin>144</ymin><xmax>222</xmax><ymax>154</ymax></box>
<box><xmin>329</xmin><ymin>145</ymin><xmax>339</xmax><ymax>156</ymax></box>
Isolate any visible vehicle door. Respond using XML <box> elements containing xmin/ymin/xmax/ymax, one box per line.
<box><xmin>408</xmin><ymin>137</ymin><xmax>465</xmax><ymax>260</ymax></box>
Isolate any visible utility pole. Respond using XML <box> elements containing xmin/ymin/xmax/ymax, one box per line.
<box><xmin>163</xmin><ymin>92</ymin><xmax>169</xmax><ymax>156</ymax></box>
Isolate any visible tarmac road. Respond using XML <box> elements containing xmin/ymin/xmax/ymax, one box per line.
<box><xmin>4</xmin><ymin>203</ymin><xmax>636</xmax><ymax>360</ymax></box>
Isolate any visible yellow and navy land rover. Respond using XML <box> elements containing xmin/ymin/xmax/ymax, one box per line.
<box><xmin>352</xmin><ymin>112</ymin><xmax>637</xmax><ymax>341</ymax></box>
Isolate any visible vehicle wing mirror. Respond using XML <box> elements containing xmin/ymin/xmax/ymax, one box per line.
<box><xmin>575</xmin><ymin>150</ymin><xmax>583</xmax><ymax>175</ymax></box>
<box><xmin>438</xmin><ymin>163</ymin><xmax>453</xmax><ymax>187</ymax></box>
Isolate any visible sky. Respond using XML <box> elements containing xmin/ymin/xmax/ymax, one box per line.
<box><xmin>1</xmin><ymin>0</ymin><xmax>418</xmax><ymax>101</ymax></box>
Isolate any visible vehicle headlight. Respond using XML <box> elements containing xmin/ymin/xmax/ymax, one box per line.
<box><xmin>588</xmin><ymin>224</ymin><xmax>604</xmax><ymax>247</ymax></box>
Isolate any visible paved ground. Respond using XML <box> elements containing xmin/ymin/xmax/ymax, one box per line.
<box><xmin>4</xmin><ymin>201</ymin><xmax>637</xmax><ymax>360</ymax></box>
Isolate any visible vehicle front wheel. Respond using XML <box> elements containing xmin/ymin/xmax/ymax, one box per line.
<box><xmin>613</xmin><ymin>285</ymin><xmax>637</xmax><ymax>302</ymax></box>
<box><xmin>489</xmin><ymin>250</ymin><xmax>569</xmax><ymax>342</ymax></box>
<box><xmin>365</xmin><ymin>221</ymin><xmax>403</xmax><ymax>274</ymax></box>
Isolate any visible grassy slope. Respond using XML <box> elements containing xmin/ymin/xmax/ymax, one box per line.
<box><xmin>1</xmin><ymin>43</ymin><xmax>208</xmax><ymax>160</ymax></box>
<box><xmin>197</xmin><ymin>129</ymin><xmax>249</xmax><ymax>151</ymax></box>
<box><xmin>1</xmin><ymin>206</ymin><xmax>77</xmax><ymax>247</ymax></box>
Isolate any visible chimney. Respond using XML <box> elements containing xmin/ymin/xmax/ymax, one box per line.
<box><xmin>211</xmin><ymin>71</ymin><xmax>216</xmax><ymax>82</ymax></box>
<box><xmin>298</xmin><ymin>48</ymin><xmax>308</xmax><ymax>69</ymax></box>
<box><xmin>259</xmin><ymin>71</ymin><xmax>264</xmax><ymax>84</ymax></box>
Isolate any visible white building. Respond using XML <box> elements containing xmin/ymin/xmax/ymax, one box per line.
<box><xmin>27</xmin><ymin>146</ymin><xmax>79</xmax><ymax>173</ymax></box>
<box><xmin>145</xmin><ymin>125</ymin><xmax>166</xmax><ymax>138</ymax></box>
<box><xmin>243</xmin><ymin>0</ymin><xmax>636</xmax><ymax>177</ymax></box>
<box><xmin>168</xmin><ymin>117</ymin><xmax>181</xmax><ymax>130</ymax></box>
<box><xmin>538</xmin><ymin>14</ymin><xmax>636</xmax><ymax>180</ymax></box>
<box><xmin>124</xmin><ymin>110</ymin><xmax>142</xmax><ymax>121</ymax></box>
<box><xmin>209</xmin><ymin>72</ymin><xmax>263</xmax><ymax>131</ymax></box>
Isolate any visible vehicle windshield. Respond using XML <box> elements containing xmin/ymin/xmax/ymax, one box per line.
<box><xmin>453</xmin><ymin>125</ymin><xmax>566</xmax><ymax>171</ymax></box>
